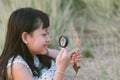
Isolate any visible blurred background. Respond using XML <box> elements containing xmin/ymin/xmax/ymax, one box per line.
<box><xmin>0</xmin><ymin>0</ymin><xmax>120</xmax><ymax>80</ymax></box>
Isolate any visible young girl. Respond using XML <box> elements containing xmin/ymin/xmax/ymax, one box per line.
<box><xmin>0</xmin><ymin>7</ymin><xmax>82</xmax><ymax>80</ymax></box>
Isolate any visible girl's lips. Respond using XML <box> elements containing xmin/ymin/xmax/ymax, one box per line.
<box><xmin>44</xmin><ymin>44</ymin><xmax>48</xmax><ymax>48</ymax></box>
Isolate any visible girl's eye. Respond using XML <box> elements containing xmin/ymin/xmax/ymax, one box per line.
<box><xmin>42</xmin><ymin>34</ymin><xmax>47</xmax><ymax>36</ymax></box>
<box><xmin>42</xmin><ymin>32</ymin><xmax>49</xmax><ymax>36</ymax></box>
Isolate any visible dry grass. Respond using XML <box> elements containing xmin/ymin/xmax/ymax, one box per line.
<box><xmin>65</xmin><ymin>55</ymin><xmax>120</xmax><ymax>80</ymax></box>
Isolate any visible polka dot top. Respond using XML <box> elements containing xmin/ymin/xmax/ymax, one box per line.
<box><xmin>7</xmin><ymin>55</ymin><xmax>56</xmax><ymax>80</ymax></box>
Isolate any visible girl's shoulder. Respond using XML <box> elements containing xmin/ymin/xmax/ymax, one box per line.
<box><xmin>7</xmin><ymin>55</ymin><xmax>31</xmax><ymax>71</ymax></box>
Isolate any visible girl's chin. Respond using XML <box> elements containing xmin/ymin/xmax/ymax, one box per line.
<box><xmin>41</xmin><ymin>49</ymin><xmax>48</xmax><ymax>55</ymax></box>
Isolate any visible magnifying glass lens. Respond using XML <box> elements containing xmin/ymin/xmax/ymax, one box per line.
<box><xmin>59</xmin><ymin>36</ymin><xmax>68</xmax><ymax>48</ymax></box>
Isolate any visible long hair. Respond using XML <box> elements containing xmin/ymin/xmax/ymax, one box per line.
<box><xmin>0</xmin><ymin>7</ymin><xmax>53</xmax><ymax>80</ymax></box>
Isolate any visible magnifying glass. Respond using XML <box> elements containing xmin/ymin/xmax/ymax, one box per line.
<box><xmin>59</xmin><ymin>36</ymin><xmax>68</xmax><ymax>48</ymax></box>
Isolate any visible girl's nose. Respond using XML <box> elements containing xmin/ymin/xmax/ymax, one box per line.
<box><xmin>47</xmin><ymin>36</ymin><xmax>51</xmax><ymax>43</ymax></box>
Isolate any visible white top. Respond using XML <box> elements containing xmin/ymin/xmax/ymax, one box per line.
<box><xmin>7</xmin><ymin>55</ymin><xmax>56</xmax><ymax>80</ymax></box>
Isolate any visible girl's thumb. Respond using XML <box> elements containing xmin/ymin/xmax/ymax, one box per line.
<box><xmin>59</xmin><ymin>48</ymin><xmax>65</xmax><ymax>57</ymax></box>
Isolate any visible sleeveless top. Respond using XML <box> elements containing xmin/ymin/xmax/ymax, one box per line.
<box><xmin>7</xmin><ymin>55</ymin><xmax>56</xmax><ymax>80</ymax></box>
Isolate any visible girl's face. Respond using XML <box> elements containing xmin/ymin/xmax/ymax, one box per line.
<box><xmin>26</xmin><ymin>23</ymin><xmax>50</xmax><ymax>55</ymax></box>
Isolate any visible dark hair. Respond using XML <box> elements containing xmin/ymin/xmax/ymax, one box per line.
<box><xmin>0</xmin><ymin>7</ymin><xmax>52</xmax><ymax>80</ymax></box>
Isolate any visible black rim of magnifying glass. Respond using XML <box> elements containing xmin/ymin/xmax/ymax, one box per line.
<box><xmin>59</xmin><ymin>36</ymin><xmax>68</xmax><ymax>48</ymax></box>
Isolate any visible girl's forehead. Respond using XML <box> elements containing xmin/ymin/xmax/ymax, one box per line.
<box><xmin>37</xmin><ymin>27</ymin><xmax>49</xmax><ymax>33</ymax></box>
<box><xmin>37</xmin><ymin>21</ymin><xmax>49</xmax><ymax>31</ymax></box>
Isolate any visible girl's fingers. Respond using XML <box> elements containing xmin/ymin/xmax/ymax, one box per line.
<box><xmin>71</xmin><ymin>56</ymin><xmax>82</xmax><ymax>63</ymax></box>
<box><xmin>59</xmin><ymin>48</ymin><xmax>65</xmax><ymax>57</ymax></box>
<box><xmin>70</xmin><ymin>53</ymin><xmax>82</xmax><ymax>63</ymax></box>
<box><xmin>71</xmin><ymin>53</ymin><xmax>82</xmax><ymax>59</ymax></box>
<box><xmin>69</xmin><ymin>48</ymin><xmax>82</xmax><ymax>64</ymax></box>
<box><xmin>75</xmin><ymin>58</ymin><xmax>82</xmax><ymax>62</ymax></box>
<box><xmin>69</xmin><ymin>50</ymin><xmax>76</xmax><ymax>56</ymax></box>
<box><xmin>62</xmin><ymin>49</ymin><xmax>68</xmax><ymax>57</ymax></box>
<box><xmin>70</xmin><ymin>58</ymin><xmax>75</xmax><ymax>64</ymax></box>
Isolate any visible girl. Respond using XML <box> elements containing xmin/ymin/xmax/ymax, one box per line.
<box><xmin>0</xmin><ymin>7</ymin><xmax>82</xmax><ymax>80</ymax></box>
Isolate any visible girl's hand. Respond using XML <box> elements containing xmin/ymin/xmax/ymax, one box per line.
<box><xmin>70</xmin><ymin>49</ymin><xmax>82</xmax><ymax>65</ymax></box>
<box><xmin>56</xmin><ymin>48</ymin><xmax>70</xmax><ymax>72</ymax></box>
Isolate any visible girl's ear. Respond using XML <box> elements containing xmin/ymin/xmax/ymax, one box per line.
<box><xmin>21</xmin><ymin>32</ymin><xmax>30</xmax><ymax>44</ymax></box>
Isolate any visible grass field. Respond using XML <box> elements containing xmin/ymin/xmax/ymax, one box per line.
<box><xmin>0</xmin><ymin>0</ymin><xmax>120</xmax><ymax>80</ymax></box>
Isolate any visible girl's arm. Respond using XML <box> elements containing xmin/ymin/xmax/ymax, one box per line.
<box><xmin>7</xmin><ymin>63</ymin><xmax>34</xmax><ymax>80</ymax></box>
<box><xmin>48</xmin><ymin>48</ymin><xmax>59</xmax><ymax>59</ymax></box>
